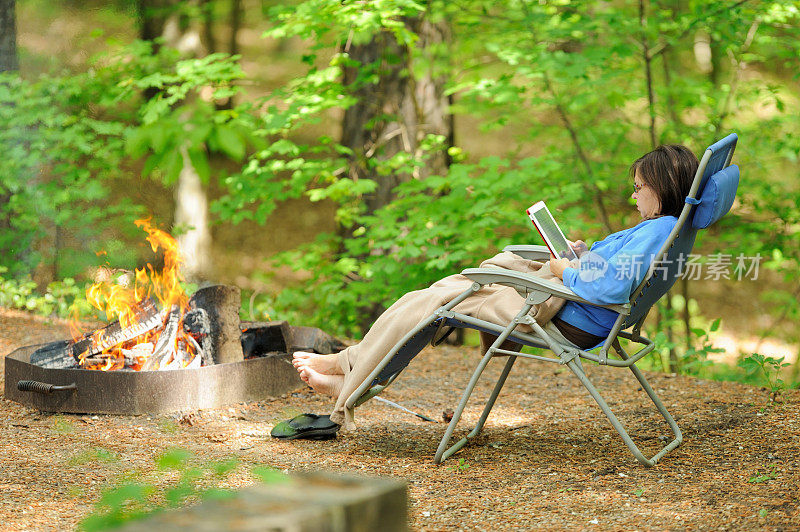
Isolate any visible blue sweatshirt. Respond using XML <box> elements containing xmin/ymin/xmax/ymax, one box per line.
<box><xmin>557</xmin><ymin>216</ymin><xmax>677</xmax><ymax>337</ymax></box>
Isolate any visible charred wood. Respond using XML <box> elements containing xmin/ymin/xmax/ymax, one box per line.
<box><xmin>29</xmin><ymin>340</ymin><xmax>78</xmax><ymax>370</ymax></box>
<box><xmin>289</xmin><ymin>326</ymin><xmax>347</xmax><ymax>355</ymax></box>
<box><xmin>189</xmin><ymin>285</ymin><xmax>243</xmax><ymax>364</ymax></box>
<box><xmin>183</xmin><ymin>308</ymin><xmax>213</xmax><ymax>365</ymax></box>
<box><xmin>71</xmin><ymin>298</ymin><xmax>161</xmax><ymax>361</ymax></box>
<box><xmin>240</xmin><ymin>320</ymin><xmax>292</xmax><ymax>358</ymax></box>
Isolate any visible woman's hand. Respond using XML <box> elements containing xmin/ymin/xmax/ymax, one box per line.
<box><xmin>549</xmin><ymin>256</ymin><xmax>572</xmax><ymax>280</ymax></box>
<box><xmin>569</xmin><ymin>240</ymin><xmax>589</xmax><ymax>258</ymax></box>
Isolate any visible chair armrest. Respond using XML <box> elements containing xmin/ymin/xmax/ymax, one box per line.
<box><xmin>502</xmin><ymin>245</ymin><xmax>551</xmax><ymax>261</ymax></box>
<box><xmin>461</xmin><ymin>267</ymin><xmax>630</xmax><ymax>315</ymax></box>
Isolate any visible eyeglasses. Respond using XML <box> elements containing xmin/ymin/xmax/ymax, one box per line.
<box><xmin>633</xmin><ymin>182</ymin><xmax>645</xmax><ymax>194</ymax></box>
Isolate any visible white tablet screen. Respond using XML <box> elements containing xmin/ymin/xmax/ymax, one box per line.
<box><xmin>530</xmin><ymin>206</ymin><xmax>576</xmax><ymax>261</ymax></box>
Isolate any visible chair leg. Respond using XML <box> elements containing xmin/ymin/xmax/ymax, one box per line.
<box><xmin>472</xmin><ymin>355</ymin><xmax>517</xmax><ymax>437</ymax></box>
<box><xmin>564</xmin><ymin>357</ymin><xmax>682</xmax><ymax>467</ymax></box>
<box><xmin>434</xmin><ymin>308</ymin><xmax>530</xmax><ymax>464</ymax></box>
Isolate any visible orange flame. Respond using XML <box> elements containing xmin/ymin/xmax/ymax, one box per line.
<box><xmin>72</xmin><ymin>218</ymin><xmax>197</xmax><ymax>371</ymax></box>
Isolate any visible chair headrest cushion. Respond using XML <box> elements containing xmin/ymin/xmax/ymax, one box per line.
<box><xmin>691</xmin><ymin>164</ymin><xmax>740</xmax><ymax>229</ymax></box>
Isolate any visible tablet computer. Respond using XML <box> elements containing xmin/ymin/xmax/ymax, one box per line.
<box><xmin>526</xmin><ymin>201</ymin><xmax>577</xmax><ymax>261</ymax></box>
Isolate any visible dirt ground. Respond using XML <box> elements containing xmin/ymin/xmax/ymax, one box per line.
<box><xmin>1</xmin><ymin>308</ymin><xmax>798</xmax><ymax>531</ymax></box>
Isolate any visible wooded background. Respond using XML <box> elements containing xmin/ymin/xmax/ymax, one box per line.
<box><xmin>1</xmin><ymin>0</ymin><xmax>798</xmax><ymax>387</ymax></box>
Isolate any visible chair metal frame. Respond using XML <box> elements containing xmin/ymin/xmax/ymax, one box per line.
<box><xmin>345</xmin><ymin>134</ymin><xmax>738</xmax><ymax>467</ymax></box>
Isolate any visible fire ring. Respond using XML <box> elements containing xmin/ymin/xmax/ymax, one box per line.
<box><xmin>4</xmin><ymin>323</ymin><xmax>344</xmax><ymax>415</ymax></box>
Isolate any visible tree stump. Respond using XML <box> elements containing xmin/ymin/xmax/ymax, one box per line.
<box><xmin>117</xmin><ymin>472</ymin><xmax>407</xmax><ymax>531</ymax></box>
<box><xmin>188</xmin><ymin>285</ymin><xmax>243</xmax><ymax>364</ymax></box>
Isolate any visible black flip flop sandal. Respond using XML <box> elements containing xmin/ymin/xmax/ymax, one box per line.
<box><xmin>271</xmin><ymin>413</ymin><xmax>341</xmax><ymax>440</ymax></box>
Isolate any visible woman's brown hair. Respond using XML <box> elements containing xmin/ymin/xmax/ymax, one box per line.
<box><xmin>630</xmin><ymin>144</ymin><xmax>699</xmax><ymax>218</ymax></box>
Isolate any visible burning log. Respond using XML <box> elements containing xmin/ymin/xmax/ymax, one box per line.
<box><xmin>141</xmin><ymin>306</ymin><xmax>181</xmax><ymax>371</ymax></box>
<box><xmin>188</xmin><ymin>285</ymin><xmax>244</xmax><ymax>364</ymax></box>
<box><xmin>72</xmin><ymin>298</ymin><xmax>161</xmax><ymax>360</ymax></box>
<box><xmin>122</xmin><ymin>342</ymin><xmax>155</xmax><ymax>366</ymax></box>
<box><xmin>30</xmin><ymin>299</ymin><xmax>161</xmax><ymax>369</ymax></box>
<box><xmin>31</xmin><ymin>220</ymin><xmax>246</xmax><ymax>373</ymax></box>
<box><xmin>31</xmin><ymin>286</ymin><xmax>245</xmax><ymax>371</ymax></box>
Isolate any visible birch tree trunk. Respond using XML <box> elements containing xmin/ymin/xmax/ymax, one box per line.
<box><xmin>175</xmin><ymin>144</ymin><xmax>213</xmax><ymax>281</ymax></box>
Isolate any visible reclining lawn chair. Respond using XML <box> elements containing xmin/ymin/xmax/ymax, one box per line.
<box><xmin>345</xmin><ymin>133</ymin><xmax>740</xmax><ymax>467</ymax></box>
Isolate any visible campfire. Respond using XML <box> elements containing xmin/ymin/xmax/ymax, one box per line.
<box><xmin>31</xmin><ymin>219</ymin><xmax>240</xmax><ymax>372</ymax></box>
<box><xmin>5</xmin><ymin>219</ymin><xmax>346</xmax><ymax>415</ymax></box>
<box><xmin>71</xmin><ymin>218</ymin><xmax>206</xmax><ymax>372</ymax></box>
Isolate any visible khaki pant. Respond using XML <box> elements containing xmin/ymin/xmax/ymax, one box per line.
<box><xmin>330</xmin><ymin>252</ymin><xmax>566</xmax><ymax>427</ymax></box>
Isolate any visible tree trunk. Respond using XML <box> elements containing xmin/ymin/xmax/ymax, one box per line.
<box><xmin>175</xmin><ymin>144</ymin><xmax>213</xmax><ymax>281</ymax></box>
<box><xmin>137</xmin><ymin>0</ymin><xmax>172</xmax><ymax>44</ymax></box>
<box><xmin>340</xmin><ymin>17</ymin><xmax>452</xmax><ymax>218</ymax></box>
<box><xmin>215</xmin><ymin>0</ymin><xmax>242</xmax><ymax>110</ymax></box>
<box><xmin>0</xmin><ymin>1</ymin><xmax>18</xmax><ymax>271</ymax></box>
<box><xmin>0</xmin><ymin>0</ymin><xmax>18</xmax><ymax>72</ymax></box>
<box><xmin>229</xmin><ymin>0</ymin><xmax>242</xmax><ymax>57</ymax></box>
<box><xmin>339</xmin><ymin>17</ymin><xmax>452</xmax><ymax>334</ymax></box>
<box><xmin>137</xmin><ymin>0</ymin><xmax>205</xmax><ymax>56</ymax></box>
<box><xmin>340</xmin><ymin>33</ymin><xmax>414</xmax><ymax>218</ymax></box>
<box><xmin>201</xmin><ymin>0</ymin><xmax>217</xmax><ymax>54</ymax></box>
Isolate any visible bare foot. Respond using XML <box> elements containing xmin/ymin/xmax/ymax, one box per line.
<box><xmin>299</xmin><ymin>367</ymin><xmax>344</xmax><ymax>398</ymax></box>
<box><xmin>292</xmin><ymin>351</ymin><xmax>343</xmax><ymax>375</ymax></box>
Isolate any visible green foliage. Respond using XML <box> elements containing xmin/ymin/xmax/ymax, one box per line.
<box><xmin>448</xmin><ymin>457</ymin><xmax>470</xmax><ymax>473</ymax></box>
<box><xmin>267</xmin><ymin>155</ymin><xmax>588</xmax><ymax>336</ymax></box>
<box><xmin>266</xmin><ymin>0</ymin><xmax>425</xmax><ymax>48</ymax></box>
<box><xmin>80</xmin><ymin>447</ymin><xmax>287</xmax><ymax>531</ymax></box>
<box><xmin>0</xmin><ymin>70</ymin><xmax>140</xmax><ymax>279</ymax></box>
<box><xmin>738</xmin><ymin>353</ymin><xmax>791</xmax><ymax>402</ymax></box>
<box><xmin>642</xmin><ymin>297</ymin><xmax>725</xmax><ymax>376</ymax></box>
<box><xmin>207</xmin><ymin>0</ymin><xmax>800</xmax><ymax>344</ymax></box>
<box><xmin>0</xmin><ymin>267</ymin><xmax>94</xmax><ymax>318</ymax></box>
<box><xmin>0</xmin><ymin>38</ymin><xmax>261</xmax><ymax>317</ymax></box>
<box><xmin>748</xmin><ymin>463</ymin><xmax>778</xmax><ymax>484</ymax></box>
<box><xmin>114</xmin><ymin>42</ymin><xmax>259</xmax><ymax>186</ymax></box>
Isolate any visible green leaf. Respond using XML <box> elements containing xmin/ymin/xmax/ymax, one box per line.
<box><xmin>164</xmin><ymin>484</ymin><xmax>194</xmax><ymax>505</ymax></box>
<box><xmin>162</xmin><ymin>149</ymin><xmax>183</xmax><ymax>186</ymax></box>
<box><xmin>142</xmin><ymin>152</ymin><xmax>163</xmax><ymax>178</ymax></box>
<box><xmin>213</xmin><ymin>124</ymin><xmax>246</xmax><ymax>161</ymax></box>
<box><xmin>149</xmin><ymin>125</ymin><xmax>169</xmax><ymax>154</ymax></box>
<box><xmin>211</xmin><ymin>458</ymin><xmax>239</xmax><ymax>477</ymax></box>
<box><xmin>125</xmin><ymin>128</ymin><xmax>150</xmax><ymax>158</ymax></box>
<box><xmin>187</xmin><ymin>147</ymin><xmax>211</xmax><ymax>183</ymax></box>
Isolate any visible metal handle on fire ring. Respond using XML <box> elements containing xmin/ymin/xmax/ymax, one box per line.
<box><xmin>17</xmin><ymin>380</ymin><xmax>77</xmax><ymax>394</ymax></box>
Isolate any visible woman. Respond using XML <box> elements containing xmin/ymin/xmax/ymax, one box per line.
<box><xmin>291</xmin><ymin>144</ymin><xmax>699</xmax><ymax>429</ymax></box>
